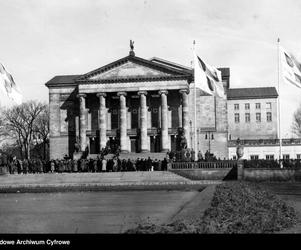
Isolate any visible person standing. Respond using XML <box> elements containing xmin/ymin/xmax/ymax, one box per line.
<box><xmin>50</xmin><ymin>160</ymin><xmax>55</xmax><ymax>173</ymax></box>
<box><xmin>102</xmin><ymin>158</ymin><xmax>107</xmax><ymax>172</ymax></box>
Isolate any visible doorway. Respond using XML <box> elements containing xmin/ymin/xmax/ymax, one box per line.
<box><xmin>150</xmin><ymin>136</ymin><xmax>161</xmax><ymax>152</ymax></box>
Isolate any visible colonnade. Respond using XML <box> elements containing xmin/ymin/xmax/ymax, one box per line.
<box><xmin>77</xmin><ymin>89</ymin><xmax>190</xmax><ymax>153</ymax></box>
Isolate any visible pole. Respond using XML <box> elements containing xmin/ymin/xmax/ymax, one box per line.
<box><xmin>193</xmin><ymin>40</ymin><xmax>198</xmax><ymax>160</ymax></box>
<box><xmin>277</xmin><ymin>38</ymin><xmax>283</xmax><ymax>167</ymax></box>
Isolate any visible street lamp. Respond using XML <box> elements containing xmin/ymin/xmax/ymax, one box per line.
<box><xmin>205</xmin><ymin>132</ymin><xmax>214</xmax><ymax>154</ymax></box>
<box><xmin>197</xmin><ymin>128</ymin><xmax>200</xmax><ymax>152</ymax></box>
<box><xmin>189</xmin><ymin>120</ymin><xmax>193</xmax><ymax>149</ymax></box>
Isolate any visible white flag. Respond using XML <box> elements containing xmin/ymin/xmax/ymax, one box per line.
<box><xmin>279</xmin><ymin>46</ymin><xmax>301</xmax><ymax>89</ymax></box>
<box><xmin>0</xmin><ymin>63</ymin><xmax>22</xmax><ymax>105</ymax></box>
<box><xmin>193</xmin><ymin>50</ymin><xmax>225</xmax><ymax>99</ymax></box>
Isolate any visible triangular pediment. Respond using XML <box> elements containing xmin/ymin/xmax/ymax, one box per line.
<box><xmin>77</xmin><ymin>55</ymin><xmax>190</xmax><ymax>82</ymax></box>
<box><xmin>89</xmin><ymin>61</ymin><xmax>173</xmax><ymax>80</ymax></box>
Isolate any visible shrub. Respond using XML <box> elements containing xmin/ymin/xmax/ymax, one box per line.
<box><xmin>126</xmin><ymin>182</ymin><xmax>297</xmax><ymax>234</ymax></box>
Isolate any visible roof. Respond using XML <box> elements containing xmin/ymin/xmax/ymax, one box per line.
<box><xmin>227</xmin><ymin>87</ymin><xmax>278</xmax><ymax>100</ymax></box>
<box><xmin>45</xmin><ymin>75</ymin><xmax>80</xmax><ymax>87</ymax></box>
<box><xmin>45</xmin><ymin>54</ymin><xmax>229</xmax><ymax>88</ymax></box>
<box><xmin>77</xmin><ymin>54</ymin><xmax>191</xmax><ymax>81</ymax></box>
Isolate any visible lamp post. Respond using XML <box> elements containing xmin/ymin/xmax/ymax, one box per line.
<box><xmin>189</xmin><ymin>120</ymin><xmax>193</xmax><ymax>149</ymax></box>
<box><xmin>205</xmin><ymin>132</ymin><xmax>214</xmax><ymax>154</ymax></box>
<box><xmin>197</xmin><ymin>128</ymin><xmax>200</xmax><ymax>152</ymax></box>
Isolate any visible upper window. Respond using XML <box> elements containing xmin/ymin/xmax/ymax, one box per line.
<box><xmin>267</xmin><ymin>112</ymin><xmax>272</xmax><ymax>122</ymax></box>
<box><xmin>245</xmin><ymin>103</ymin><xmax>250</xmax><ymax>110</ymax></box>
<box><xmin>283</xmin><ymin>154</ymin><xmax>290</xmax><ymax>160</ymax></box>
<box><xmin>256</xmin><ymin>103</ymin><xmax>261</xmax><ymax>109</ymax></box>
<box><xmin>234</xmin><ymin>113</ymin><xmax>240</xmax><ymax>123</ymax></box>
<box><xmin>234</xmin><ymin>104</ymin><xmax>239</xmax><ymax>110</ymax></box>
<box><xmin>245</xmin><ymin>113</ymin><xmax>250</xmax><ymax>123</ymax></box>
<box><xmin>256</xmin><ymin>113</ymin><xmax>261</xmax><ymax>122</ymax></box>
<box><xmin>266</xmin><ymin>102</ymin><xmax>272</xmax><ymax>109</ymax></box>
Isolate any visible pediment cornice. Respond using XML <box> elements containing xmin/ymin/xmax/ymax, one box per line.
<box><xmin>75</xmin><ymin>55</ymin><xmax>191</xmax><ymax>83</ymax></box>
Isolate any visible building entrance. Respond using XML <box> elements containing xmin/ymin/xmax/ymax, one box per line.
<box><xmin>89</xmin><ymin>137</ymin><xmax>99</xmax><ymax>154</ymax></box>
<box><xmin>130</xmin><ymin>136</ymin><xmax>139</xmax><ymax>153</ymax></box>
<box><xmin>150</xmin><ymin>136</ymin><xmax>161</xmax><ymax>152</ymax></box>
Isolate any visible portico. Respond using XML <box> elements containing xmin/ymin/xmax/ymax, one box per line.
<box><xmin>76</xmin><ymin>87</ymin><xmax>191</xmax><ymax>154</ymax></box>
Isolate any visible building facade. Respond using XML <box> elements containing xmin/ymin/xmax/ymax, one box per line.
<box><xmin>227</xmin><ymin>87</ymin><xmax>278</xmax><ymax>140</ymax></box>
<box><xmin>46</xmin><ymin>49</ymin><xmax>230</xmax><ymax>160</ymax></box>
<box><xmin>46</xmin><ymin>48</ymin><xmax>301</xmax><ymax>161</ymax></box>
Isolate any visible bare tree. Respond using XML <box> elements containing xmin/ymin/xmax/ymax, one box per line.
<box><xmin>292</xmin><ymin>103</ymin><xmax>301</xmax><ymax>137</ymax></box>
<box><xmin>33</xmin><ymin>106</ymin><xmax>49</xmax><ymax>160</ymax></box>
<box><xmin>3</xmin><ymin>101</ymin><xmax>47</xmax><ymax>159</ymax></box>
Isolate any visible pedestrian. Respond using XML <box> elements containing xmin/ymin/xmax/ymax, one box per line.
<box><xmin>50</xmin><ymin>160</ymin><xmax>55</xmax><ymax>173</ymax></box>
<box><xmin>102</xmin><ymin>158</ymin><xmax>107</xmax><ymax>172</ymax></box>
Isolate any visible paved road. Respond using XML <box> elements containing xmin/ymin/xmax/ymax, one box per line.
<box><xmin>0</xmin><ymin>191</ymin><xmax>198</xmax><ymax>233</ymax></box>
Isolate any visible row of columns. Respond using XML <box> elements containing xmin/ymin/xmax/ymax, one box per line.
<box><xmin>77</xmin><ymin>89</ymin><xmax>190</xmax><ymax>153</ymax></box>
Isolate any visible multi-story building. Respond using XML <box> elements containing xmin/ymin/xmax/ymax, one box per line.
<box><xmin>45</xmin><ymin>47</ymin><xmax>301</xmax><ymax>160</ymax></box>
<box><xmin>45</xmin><ymin>48</ymin><xmax>229</xmax><ymax>160</ymax></box>
<box><xmin>227</xmin><ymin>87</ymin><xmax>278</xmax><ymax>140</ymax></box>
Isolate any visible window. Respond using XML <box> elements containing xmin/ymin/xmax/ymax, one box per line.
<box><xmin>234</xmin><ymin>113</ymin><xmax>240</xmax><ymax>123</ymax></box>
<box><xmin>266</xmin><ymin>155</ymin><xmax>274</xmax><ymax>160</ymax></box>
<box><xmin>267</xmin><ymin>112</ymin><xmax>272</xmax><ymax>122</ymax></box>
<box><xmin>283</xmin><ymin>154</ymin><xmax>290</xmax><ymax>160</ymax></box>
<box><xmin>234</xmin><ymin>104</ymin><xmax>239</xmax><ymax>110</ymax></box>
<box><xmin>266</xmin><ymin>102</ymin><xmax>272</xmax><ymax>109</ymax></box>
<box><xmin>297</xmin><ymin>154</ymin><xmax>301</xmax><ymax>160</ymax></box>
<box><xmin>232</xmin><ymin>156</ymin><xmax>237</xmax><ymax>160</ymax></box>
<box><xmin>245</xmin><ymin>113</ymin><xmax>250</xmax><ymax>123</ymax></box>
<box><xmin>245</xmin><ymin>103</ymin><xmax>250</xmax><ymax>110</ymax></box>
<box><xmin>151</xmin><ymin>108</ymin><xmax>159</xmax><ymax>128</ymax></box>
<box><xmin>250</xmin><ymin>155</ymin><xmax>259</xmax><ymax>160</ymax></box>
<box><xmin>256</xmin><ymin>113</ymin><xmax>261</xmax><ymax>122</ymax></box>
<box><xmin>256</xmin><ymin>103</ymin><xmax>261</xmax><ymax>109</ymax></box>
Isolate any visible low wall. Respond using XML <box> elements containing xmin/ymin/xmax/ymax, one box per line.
<box><xmin>243</xmin><ymin>168</ymin><xmax>301</xmax><ymax>182</ymax></box>
<box><xmin>170</xmin><ymin>168</ymin><xmax>234</xmax><ymax>180</ymax></box>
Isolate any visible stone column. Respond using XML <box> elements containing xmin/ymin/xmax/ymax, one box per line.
<box><xmin>77</xmin><ymin>93</ymin><xmax>87</xmax><ymax>152</ymax></box>
<box><xmin>118</xmin><ymin>92</ymin><xmax>128</xmax><ymax>153</ymax></box>
<box><xmin>159</xmin><ymin>90</ymin><xmax>169</xmax><ymax>152</ymax></box>
<box><xmin>138</xmin><ymin>91</ymin><xmax>148</xmax><ymax>152</ymax></box>
<box><xmin>97</xmin><ymin>93</ymin><xmax>107</xmax><ymax>150</ymax></box>
<box><xmin>180</xmin><ymin>89</ymin><xmax>190</xmax><ymax>147</ymax></box>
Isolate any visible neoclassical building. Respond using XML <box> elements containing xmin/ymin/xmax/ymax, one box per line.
<box><xmin>46</xmin><ymin>48</ymin><xmax>230</xmax><ymax>159</ymax></box>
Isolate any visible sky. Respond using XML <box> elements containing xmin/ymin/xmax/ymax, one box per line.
<box><xmin>1</xmin><ymin>0</ymin><xmax>301</xmax><ymax>137</ymax></box>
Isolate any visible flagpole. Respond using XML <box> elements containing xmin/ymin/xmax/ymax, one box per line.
<box><xmin>193</xmin><ymin>40</ymin><xmax>198</xmax><ymax>160</ymax></box>
<box><xmin>277</xmin><ymin>38</ymin><xmax>283</xmax><ymax>167</ymax></box>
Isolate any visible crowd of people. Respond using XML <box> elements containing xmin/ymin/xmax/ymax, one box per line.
<box><xmin>0</xmin><ymin>156</ymin><xmax>170</xmax><ymax>174</ymax></box>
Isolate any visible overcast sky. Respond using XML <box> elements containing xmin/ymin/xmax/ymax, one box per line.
<box><xmin>0</xmin><ymin>0</ymin><xmax>301</xmax><ymax>136</ymax></box>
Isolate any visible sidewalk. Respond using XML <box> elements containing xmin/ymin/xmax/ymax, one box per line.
<box><xmin>0</xmin><ymin>172</ymin><xmax>221</xmax><ymax>192</ymax></box>
<box><xmin>166</xmin><ymin>184</ymin><xmax>217</xmax><ymax>224</ymax></box>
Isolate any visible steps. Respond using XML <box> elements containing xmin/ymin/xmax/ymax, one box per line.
<box><xmin>0</xmin><ymin>171</ymin><xmax>192</xmax><ymax>187</ymax></box>
<box><xmin>89</xmin><ymin>152</ymin><xmax>167</xmax><ymax>161</ymax></box>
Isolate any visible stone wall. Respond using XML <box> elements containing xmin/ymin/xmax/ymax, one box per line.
<box><xmin>243</xmin><ymin>168</ymin><xmax>301</xmax><ymax>182</ymax></box>
<box><xmin>188</xmin><ymin>83</ymin><xmax>228</xmax><ymax>159</ymax></box>
<box><xmin>171</xmin><ymin>168</ymin><xmax>233</xmax><ymax>180</ymax></box>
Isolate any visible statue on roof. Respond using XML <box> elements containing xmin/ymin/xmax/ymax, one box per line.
<box><xmin>130</xmin><ymin>40</ymin><xmax>134</xmax><ymax>51</ymax></box>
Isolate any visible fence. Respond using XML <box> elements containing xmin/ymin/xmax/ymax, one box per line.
<box><xmin>171</xmin><ymin>161</ymin><xmax>237</xmax><ymax>169</ymax></box>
